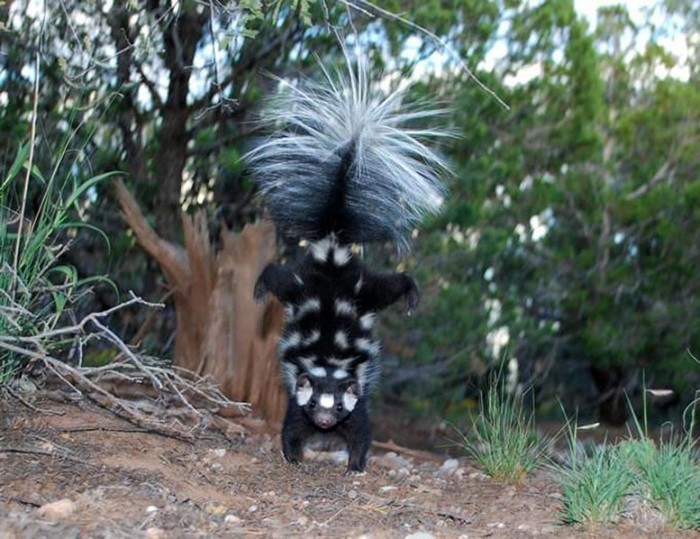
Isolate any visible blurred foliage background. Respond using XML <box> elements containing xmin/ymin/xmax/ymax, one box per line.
<box><xmin>1</xmin><ymin>0</ymin><xmax>698</xmax><ymax>425</ymax></box>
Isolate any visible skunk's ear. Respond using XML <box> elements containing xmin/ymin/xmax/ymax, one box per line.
<box><xmin>295</xmin><ymin>373</ymin><xmax>314</xmax><ymax>405</ymax></box>
<box><xmin>341</xmin><ymin>379</ymin><xmax>360</xmax><ymax>411</ymax></box>
<box><xmin>296</xmin><ymin>372</ymin><xmax>312</xmax><ymax>389</ymax></box>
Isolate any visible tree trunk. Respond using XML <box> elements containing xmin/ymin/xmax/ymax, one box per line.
<box><xmin>115</xmin><ymin>179</ymin><xmax>285</xmax><ymax>422</ymax></box>
<box><xmin>591</xmin><ymin>365</ymin><xmax>629</xmax><ymax>426</ymax></box>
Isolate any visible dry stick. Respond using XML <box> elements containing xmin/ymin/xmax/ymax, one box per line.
<box><xmin>0</xmin><ymin>446</ymin><xmax>97</xmax><ymax>467</ymax></box>
<box><xmin>0</xmin><ymin>293</ymin><xmax>166</xmax><ymax>389</ymax></box>
<box><xmin>4</xmin><ymin>386</ymin><xmax>65</xmax><ymax>416</ymax></box>
<box><xmin>44</xmin><ymin>357</ymin><xmax>197</xmax><ymax>442</ymax></box>
<box><xmin>372</xmin><ymin>439</ymin><xmax>442</xmax><ymax>462</ymax></box>
<box><xmin>128</xmin><ymin>289</ymin><xmax>174</xmax><ymax>347</ymax></box>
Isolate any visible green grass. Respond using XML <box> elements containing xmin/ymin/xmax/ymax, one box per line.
<box><xmin>552</xmin><ymin>391</ymin><xmax>700</xmax><ymax>531</ymax></box>
<box><xmin>1</xmin><ymin>137</ymin><xmax>115</xmax><ymax>384</ymax></box>
<box><xmin>456</xmin><ymin>377</ymin><xmax>551</xmax><ymax>484</ymax></box>
<box><xmin>555</xmin><ymin>424</ymin><xmax>634</xmax><ymax>525</ymax></box>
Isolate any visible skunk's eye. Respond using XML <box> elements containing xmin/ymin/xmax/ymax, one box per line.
<box><xmin>336</xmin><ymin>403</ymin><xmax>343</xmax><ymax>412</ymax></box>
<box><xmin>308</xmin><ymin>399</ymin><xmax>316</xmax><ymax>408</ymax></box>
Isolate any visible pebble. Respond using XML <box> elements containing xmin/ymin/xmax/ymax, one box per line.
<box><xmin>248</xmin><ymin>504</ymin><xmax>258</xmax><ymax>513</ymax></box>
<box><xmin>145</xmin><ymin>505</ymin><xmax>159</xmax><ymax>514</ymax></box>
<box><xmin>439</xmin><ymin>458</ymin><xmax>459</xmax><ymax>474</ymax></box>
<box><xmin>486</xmin><ymin>522</ymin><xmax>505</xmax><ymax>529</ymax></box>
<box><xmin>348</xmin><ymin>489</ymin><xmax>358</xmax><ymax>500</ymax></box>
<box><xmin>297</xmin><ymin>516</ymin><xmax>309</xmax><ymax>526</ymax></box>
<box><xmin>210</xmin><ymin>448</ymin><xmax>227</xmax><ymax>458</ymax></box>
<box><xmin>404</xmin><ymin>532</ymin><xmax>436</xmax><ymax>539</ymax></box>
<box><xmin>379</xmin><ymin>485</ymin><xmax>398</xmax><ymax>493</ymax></box>
<box><xmin>224</xmin><ymin>514</ymin><xmax>242</xmax><ymax>524</ymax></box>
<box><xmin>145</xmin><ymin>527</ymin><xmax>166</xmax><ymax>539</ymax></box>
<box><xmin>37</xmin><ymin>499</ymin><xmax>75</xmax><ymax>519</ymax></box>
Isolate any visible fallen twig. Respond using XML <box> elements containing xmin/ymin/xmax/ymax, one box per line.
<box><xmin>4</xmin><ymin>385</ymin><xmax>65</xmax><ymax>416</ymax></box>
<box><xmin>372</xmin><ymin>439</ymin><xmax>442</xmax><ymax>462</ymax></box>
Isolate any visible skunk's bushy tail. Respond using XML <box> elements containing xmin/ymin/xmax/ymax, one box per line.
<box><xmin>244</xmin><ymin>59</ymin><xmax>451</xmax><ymax>252</ymax></box>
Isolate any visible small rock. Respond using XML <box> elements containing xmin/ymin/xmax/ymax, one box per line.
<box><xmin>379</xmin><ymin>485</ymin><xmax>398</xmax><ymax>493</ymax></box>
<box><xmin>145</xmin><ymin>505</ymin><xmax>159</xmax><ymax>513</ymax></box>
<box><xmin>486</xmin><ymin>522</ymin><xmax>505</xmax><ymax>529</ymax></box>
<box><xmin>145</xmin><ymin>528</ymin><xmax>166</xmax><ymax>539</ymax></box>
<box><xmin>248</xmin><ymin>504</ymin><xmax>258</xmax><ymax>513</ymax></box>
<box><xmin>205</xmin><ymin>504</ymin><xmax>227</xmax><ymax>516</ymax></box>
<box><xmin>297</xmin><ymin>516</ymin><xmax>309</xmax><ymax>526</ymax></box>
<box><xmin>37</xmin><ymin>499</ymin><xmax>75</xmax><ymax>519</ymax></box>
<box><xmin>405</xmin><ymin>532</ymin><xmax>436</xmax><ymax>539</ymax></box>
<box><xmin>439</xmin><ymin>458</ymin><xmax>459</xmax><ymax>474</ymax></box>
<box><xmin>210</xmin><ymin>463</ymin><xmax>224</xmax><ymax>473</ymax></box>
<box><xmin>348</xmin><ymin>489</ymin><xmax>358</xmax><ymax>500</ymax></box>
<box><xmin>224</xmin><ymin>514</ymin><xmax>242</xmax><ymax>524</ymax></box>
<box><xmin>210</xmin><ymin>448</ymin><xmax>227</xmax><ymax>458</ymax></box>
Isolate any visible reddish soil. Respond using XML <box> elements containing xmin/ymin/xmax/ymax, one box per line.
<box><xmin>0</xmin><ymin>397</ymin><xmax>695</xmax><ymax>538</ymax></box>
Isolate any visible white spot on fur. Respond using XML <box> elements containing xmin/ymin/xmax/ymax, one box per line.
<box><xmin>327</xmin><ymin>356</ymin><xmax>353</xmax><ymax>367</ymax></box>
<box><xmin>354</xmin><ymin>276</ymin><xmax>363</xmax><ymax>294</ymax></box>
<box><xmin>287</xmin><ymin>298</ymin><xmax>321</xmax><ymax>323</ymax></box>
<box><xmin>282</xmin><ymin>363</ymin><xmax>298</xmax><ymax>390</ymax></box>
<box><xmin>296</xmin><ymin>384</ymin><xmax>313</xmax><ymax>406</ymax></box>
<box><xmin>279</xmin><ymin>332</ymin><xmax>301</xmax><ymax>353</ymax></box>
<box><xmin>334</xmin><ymin>331</ymin><xmax>349</xmax><ymax>350</ymax></box>
<box><xmin>332</xmin><ymin>245</ymin><xmax>351</xmax><ymax>266</ymax></box>
<box><xmin>297</xmin><ymin>298</ymin><xmax>321</xmax><ymax>317</ymax></box>
<box><xmin>302</xmin><ymin>330</ymin><xmax>320</xmax><ymax>346</ymax></box>
<box><xmin>297</xmin><ymin>355</ymin><xmax>317</xmax><ymax>370</ymax></box>
<box><xmin>333</xmin><ymin>369</ymin><xmax>349</xmax><ymax>379</ymax></box>
<box><xmin>335</xmin><ymin>299</ymin><xmax>356</xmax><ymax>317</ymax></box>
<box><xmin>359</xmin><ymin>312</ymin><xmax>376</xmax><ymax>330</ymax></box>
<box><xmin>309</xmin><ymin>366</ymin><xmax>327</xmax><ymax>378</ymax></box>
<box><xmin>284</xmin><ymin>304</ymin><xmax>295</xmax><ymax>320</ymax></box>
<box><xmin>354</xmin><ymin>338</ymin><xmax>380</xmax><ymax>357</ymax></box>
<box><xmin>310</xmin><ymin>237</ymin><xmax>333</xmax><ymax>262</ymax></box>
<box><xmin>319</xmin><ymin>394</ymin><xmax>334</xmax><ymax>409</ymax></box>
<box><xmin>294</xmin><ymin>273</ymin><xmax>304</xmax><ymax>285</ymax></box>
<box><xmin>343</xmin><ymin>390</ymin><xmax>358</xmax><ymax>412</ymax></box>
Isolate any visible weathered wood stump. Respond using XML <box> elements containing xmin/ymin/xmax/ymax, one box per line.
<box><xmin>115</xmin><ymin>179</ymin><xmax>285</xmax><ymax>421</ymax></box>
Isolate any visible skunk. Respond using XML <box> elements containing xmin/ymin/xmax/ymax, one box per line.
<box><xmin>246</xmin><ymin>57</ymin><xmax>450</xmax><ymax>472</ymax></box>
<box><xmin>282</xmin><ymin>371</ymin><xmax>371</xmax><ymax>474</ymax></box>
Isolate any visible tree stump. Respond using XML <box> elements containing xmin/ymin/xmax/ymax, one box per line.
<box><xmin>115</xmin><ymin>179</ymin><xmax>285</xmax><ymax>422</ymax></box>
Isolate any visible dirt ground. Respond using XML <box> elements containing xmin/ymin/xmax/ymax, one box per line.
<box><xmin>0</xmin><ymin>397</ymin><xmax>696</xmax><ymax>538</ymax></box>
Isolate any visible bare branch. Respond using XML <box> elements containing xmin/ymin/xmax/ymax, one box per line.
<box><xmin>341</xmin><ymin>0</ymin><xmax>510</xmax><ymax>110</ymax></box>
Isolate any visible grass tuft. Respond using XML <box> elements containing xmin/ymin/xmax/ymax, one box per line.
<box><xmin>456</xmin><ymin>377</ymin><xmax>551</xmax><ymax>484</ymax></box>
<box><xmin>555</xmin><ymin>423</ymin><xmax>633</xmax><ymax>525</ymax></box>
<box><xmin>553</xmin><ymin>390</ymin><xmax>700</xmax><ymax>531</ymax></box>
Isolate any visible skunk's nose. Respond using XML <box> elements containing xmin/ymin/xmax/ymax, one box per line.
<box><xmin>318</xmin><ymin>417</ymin><xmax>333</xmax><ymax>428</ymax></box>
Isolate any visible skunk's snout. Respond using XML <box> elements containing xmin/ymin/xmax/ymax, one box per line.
<box><xmin>315</xmin><ymin>414</ymin><xmax>336</xmax><ymax>429</ymax></box>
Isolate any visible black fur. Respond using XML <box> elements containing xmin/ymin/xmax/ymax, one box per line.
<box><xmin>246</xmin><ymin>59</ymin><xmax>449</xmax><ymax>473</ymax></box>
<box><xmin>255</xmin><ymin>237</ymin><xmax>418</xmax><ymax>394</ymax></box>
<box><xmin>282</xmin><ymin>373</ymin><xmax>371</xmax><ymax>474</ymax></box>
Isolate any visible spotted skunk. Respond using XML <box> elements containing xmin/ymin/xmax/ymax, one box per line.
<box><xmin>245</xmin><ymin>57</ymin><xmax>450</xmax><ymax>472</ymax></box>
<box><xmin>282</xmin><ymin>371</ymin><xmax>371</xmax><ymax>473</ymax></box>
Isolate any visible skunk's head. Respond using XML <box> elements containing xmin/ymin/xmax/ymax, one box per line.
<box><xmin>295</xmin><ymin>372</ymin><xmax>359</xmax><ymax>429</ymax></box>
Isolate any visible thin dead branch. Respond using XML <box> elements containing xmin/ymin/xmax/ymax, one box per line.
<box><xmin>1</xmin><ymin>292</ymin><xmax>250</xmax><ymax>442</ymax></box>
